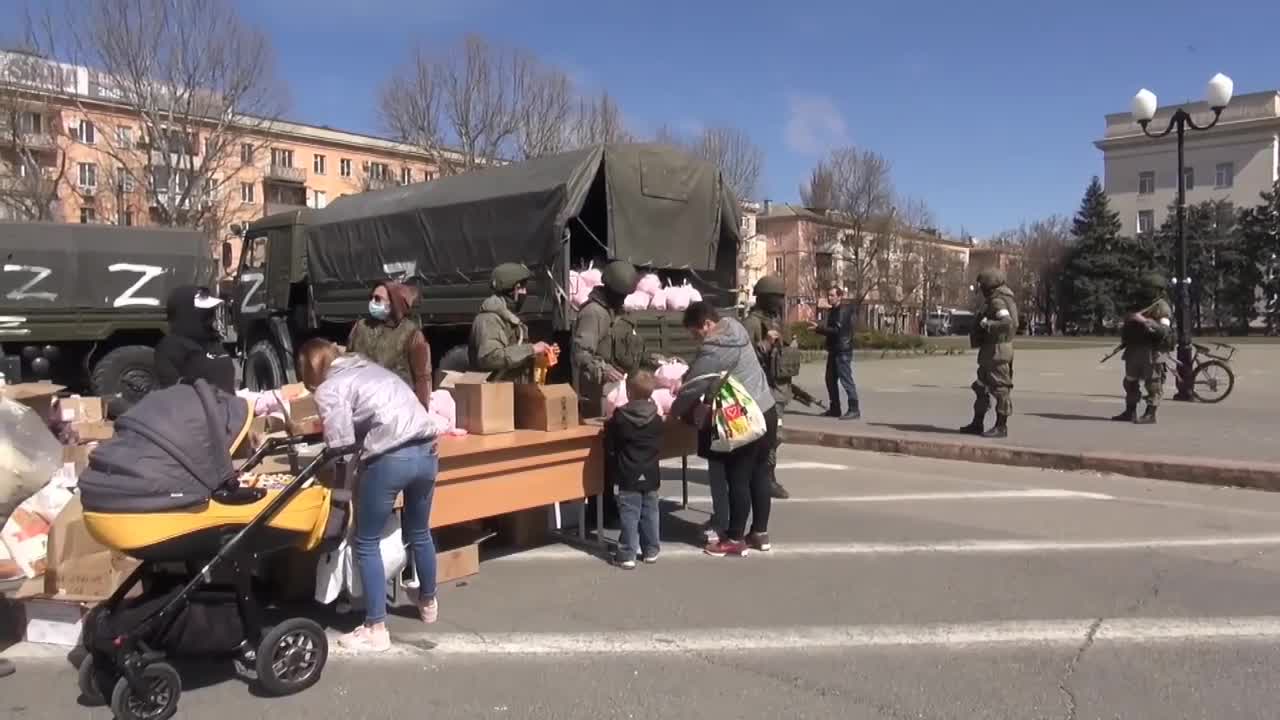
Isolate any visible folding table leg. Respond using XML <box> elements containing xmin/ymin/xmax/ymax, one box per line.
<box><xmin>681</xmin><ymin>455</ymin><xmax>689</xmax><ymax>509</ymax></box>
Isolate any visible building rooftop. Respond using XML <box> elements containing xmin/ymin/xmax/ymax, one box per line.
<box><xmin>1097</xmin><ymin>89</ymin><xmax>1280</xmax><ymax>148</ymax></box>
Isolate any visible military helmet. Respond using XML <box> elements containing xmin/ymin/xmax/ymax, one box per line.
<box><xmin>601</xmin><ymin>260</ymin><xmax>639</xmax><ymax>295</ymax></box>
<box><xmin>1144</xmin><ymin>273</ymin><xmax>1167</xmax><ymax>292</ymax></box>
<box><xmin>976</xmin><ymin>268</ymin><xmax>1006</xmax><ymax>291</ymax></box>
<box><xmin>753</xmin><ymin>275</ymin><xmax>786</xmax><ymax>297</ymax></box>
<box><xmin>491</xmin><ymin>262</ymin><xmax>532</xmax><ymax>292</ymax></box>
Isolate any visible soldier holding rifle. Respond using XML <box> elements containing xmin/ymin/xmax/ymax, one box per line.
<box><xmin>1110</xmin><ymin>274</ymin><xmax>1174</xmax><ymax>425</ymax></box>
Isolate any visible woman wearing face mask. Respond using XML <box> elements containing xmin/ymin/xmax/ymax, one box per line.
<box><xmin>348</xmin><ymin>282</ymin><xmax>433</xmax><ymax>409</ymax></box>
<box><xmin>154</xmin><ymin>285</ymin><xmax>236</xmax><ymax>394</ymax></box>
<box><xmin>468</xmin><ymin>263</ymin><xmax>551</xmax><ymax>382</ymax></box>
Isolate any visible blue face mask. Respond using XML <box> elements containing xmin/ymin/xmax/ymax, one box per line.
<box><xmin>368</xmin><ymin>300</ymin><xmax>389</xmax><ymax>320</ymax></box>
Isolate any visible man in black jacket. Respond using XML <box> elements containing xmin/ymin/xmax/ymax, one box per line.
<box><xmin>811</xmin><ymin>287</ymin><xmax>861</xmax><ymax>420</ymax></box>
<box><xmin>154</xmin><ymin>286</ymin><xmax>236</xmax><ymax>394</ymax></box>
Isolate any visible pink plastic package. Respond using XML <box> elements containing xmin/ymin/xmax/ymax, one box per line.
<box><xmin>649</xmin><ymin>287</ymin><xmax>668</xmax><ymax>311</ymax></box>
<box><xmin>428</xmin><ymin>390</ymin><xmax>456</xmax><ymax>429</ymax></box>
<box><xmin>637</xmin><ymin>273</ymin><xmax>662</xmax><ymax>296</ymax></box>
<box><xmin>651</xmin><ymin>388</ymin><xmax>675</xmax><ymax>417</ymax></box>
<box><xmin>623</xmin><ymin>291</ymin><xmax>651</xmax><ymax>312</ymax></box>
<box><xmin>654</xmin><ymin>360</ymin><xmax>688</xmax><ymax>390</ymax></box>
<box><xmin>665</xmin><ymin>284</ymin><xmax>691</xmax><ymax>311</ymax></box>
<box><xmin>603</xmin><ymin>382</ymin><xmax>629</xmax><ymax>419</ymax></box>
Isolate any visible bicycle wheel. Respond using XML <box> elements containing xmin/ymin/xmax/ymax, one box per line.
<box><xmin>1191</xmin><ymin>359</ymin><xmax>1234</xmax><ymax>403</ymax></box>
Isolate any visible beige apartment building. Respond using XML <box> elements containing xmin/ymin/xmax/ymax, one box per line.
<box><xmin>1097</xmin><ymin>89</ymin><xmax>1280</xmax><ymax>237</ymax></box>
<box><xmin>1</xmin><ymin>51</ymin><xmax>448</xmax><ymax>266</ymax></box>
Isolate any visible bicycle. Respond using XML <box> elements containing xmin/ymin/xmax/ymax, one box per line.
<box><xmin>1100</xmin><ymin>340</ymin><xmax>1236</xmax><ymax>404</ymax></box>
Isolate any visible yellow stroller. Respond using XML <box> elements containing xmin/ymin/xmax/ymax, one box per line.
<box><xmin>74</xmin><ymin>379</ymin><xmax>353</xmax><ymax>720</ymax></box>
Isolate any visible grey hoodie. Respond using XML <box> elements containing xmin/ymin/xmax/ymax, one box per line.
<box><xmin>672</xmin><ymin>317</ymin><xmax>776</xmax><ymax>420</ymax></box>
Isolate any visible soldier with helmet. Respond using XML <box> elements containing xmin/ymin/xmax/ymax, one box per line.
<box><xmin>743</xmin><ymin>275</ymin><xmax>800</xmax><ymax>499</ymax></box>
<box><xmin>469</xmin><ymin>262</ymin><xmax>553</xmax><ymax>382</ymax></box>
<box><xmin>960</xmin><ymin>268</ymin><xmax>1018</xmax><ymax>438</ymax></box>
<box><xmin>1113</xmin><ymin>274</ymin><xmax>1173</xmax><ymax>425</ymax></box>
<box><xmin>571</xmin><ymin>260</ymin><xmax>658</xmax><ymax>416</ymax></box>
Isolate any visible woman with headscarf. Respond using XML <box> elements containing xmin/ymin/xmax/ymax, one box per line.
<box><xmin>348</xmin><ymin>281</ymin><xmax>432</xmax><ymax>409</ymax></box>
<box><xmin>154</xmin><ymin>285</ymin><xmax>236</xmax><ymax>393</ymax></box>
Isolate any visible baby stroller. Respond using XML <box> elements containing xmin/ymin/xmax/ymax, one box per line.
<box><xmin>73</xmin><ymin>379</ymin><xmax>353</xmax><ymax>720</ymax></box>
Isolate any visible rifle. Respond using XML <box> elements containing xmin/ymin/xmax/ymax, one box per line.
<box><xmin>791</xmin><ymin>385</ymin><xmax>828</xmax><ymax>411</ymax></box>
<box><xmin>1099</xmin><ymin>344</ymin><xmax>1124</xmax><ymax>364</ymax></box>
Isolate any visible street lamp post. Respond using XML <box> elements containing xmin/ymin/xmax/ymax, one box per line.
<box><xmin>1129</xmin><ymin>73</ymin><xmax>1234</xmax><ymax>400</ymax></box>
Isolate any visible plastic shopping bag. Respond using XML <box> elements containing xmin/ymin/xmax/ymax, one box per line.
<box><xmin>707</xmin><ymin>373</ymin><xmax>767</xmax><ymax>452</ymax></box>
<box><xmin>623</xmin><ymin>291</ymin><xmax>652</xmax><ymax>312</ymax></box>
<box><xmin>637</xmin><ymin>273</ymin><xmax>662</xmax><ymax>296</ymax></box>
<box><xmin>314</xmin><ymin>539</ymin><xmax>348</xmax><ymax>605</ymax></box>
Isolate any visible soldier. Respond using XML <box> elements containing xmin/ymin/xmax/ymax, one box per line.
<box><xmin>571</xmin><ymin>260</ymin><xmax>655</xmax><ymax>416</ymax></box>
<box><xmin>743</xmin><ymin>275</ymin><xmax>799</xmax><ymax>500</ymax></box>
<box><xmin>469</xmin><ymin>263</ymin><xmax>553</xmax><ymax>382</ymax></box>
<box><xmin>960</xmin><ymin>268</ymin><xmax>1018</xmax><ymax>439</ymax></box>
<box><xmin>1113</xmin><ymin>274</ymin><xmax>1173</xmax><ymax>425</ymax></box>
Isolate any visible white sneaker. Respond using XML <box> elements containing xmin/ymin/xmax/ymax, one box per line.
<box><xmin>337</xmin><ymin>625</ymin><xmax>391</xmax><ymax>653</ymax></box>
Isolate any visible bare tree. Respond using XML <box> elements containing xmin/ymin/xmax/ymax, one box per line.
<box><xmin>799</xmin><ymin>161</ymin><xmax>835</xmax><ymax>211</ymax></box>
<box><xmin>0</xmin><ymin>49</ymin><xmax>69</xmax><ymax>220</ymax></box>
<box><xmin>571</xmin><ymin>90</ymin><xmax>631</xmax><ymax>147</ymax></box>
<box><xmin>992</xmin><ymin>216</ymin><xmax>1072</xmax><ymax>332</ymax></box>
<box><xmin>35</xmin><ymin>0</ymin><xmax>289</xmax><ymax>232</ymax></box>
<box><xmin>516</xmin><ymin>63</ymin><xmax>572</xmax><ymax>160</ymax></box>
<box><xmin>651</xmin><ymin>124</ymin><xmax>764</xmax><ymax>201</ymax></box>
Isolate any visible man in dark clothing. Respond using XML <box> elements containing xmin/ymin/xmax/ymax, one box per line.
<box><xmin>154</xmin><ymin>285</ymin><xmax>235</xmax><ymax>394</ymax></box>
<box><xmin>811</xmin><ymin>286</ymin><xmax>860</xmax><ymax>420</ymax></box>
<box><xmin>572</xmin><ymin>260</ymin><xmax>660</xmax><ymax>417</ymax></box>
<box><xmin>604</xmin><ymin>370</ymin><xmax>664</xmax><ymax>569</ymax></box>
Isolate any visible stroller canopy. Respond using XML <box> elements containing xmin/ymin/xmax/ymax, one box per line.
<box><xmin>80</xmin><ymin>380</ymin><xmax>252</xmax><ymax>513</ymax></box>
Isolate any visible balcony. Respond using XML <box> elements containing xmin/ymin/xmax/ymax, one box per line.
<box><xmin>1</xmin><ymin>132</ymin><xmax>57</xmax><ymax>151</ymax></box>
<box><xmin>265</xmin><ymin>164</ymin><xmax>307</xmax><ymax>184</ymax></box>
<box><xmin>364</xmin><ymin>175</ymin><xmax>395</xmax><ymax>191</ymax></box>
<box><xmin>265</xmin><ymin>201</ymin><xmax>307</xmax><ymax>217</ymax></box>
<box><xmin>0</xmin><ymin>175</ymin><xmax>58</xmax><ymax>195</ymax></box>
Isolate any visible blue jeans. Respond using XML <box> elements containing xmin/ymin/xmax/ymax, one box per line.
<box><xmin>825</xmin><ymin>351</ymin><xmax>860</xmax><ymax>415</ymax></box>
<box><xmin>615</xmin><ymin>489</ymin><xmax>660</xmax><ymax>561</ymax></box>
<box><xmin>355</xmin><ymin>442</ymin><xmax>438</xmax><ymax>624</ymax></box>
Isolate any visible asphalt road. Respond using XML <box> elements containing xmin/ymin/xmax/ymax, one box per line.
<box><xmin>8</xmin><ymin>446</ymin><xmax>1280</xmax><ymax>718</ymax></box>
<box><xmin>792</xmin><ymin>344</ymin><xmax>1280</xmax><ymax>461</ymax></box>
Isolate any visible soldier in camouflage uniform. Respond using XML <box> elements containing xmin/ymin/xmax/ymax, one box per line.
<box><xmin>743</xmin><ymin>275</ymin><xmax>799</xmax><ymax>500</ymax></box>
<box><xmin>960</xmin><ymin>268</ymin><xmax>1018</xmax><ymax>439</ymax></box>
<box><xmin>1113</xmin><ymin>274</ymin><xmax>1173</xmax><ymax>425</ymax></box>
<box><xmin>469</xmin><ymin>263</ymin><xmax>552</xmax><ymax>382</ymax></box>
<box><xmin>571</xmin><ymin>260</ymin><xmax>657</xmax><ymax>416</ymax></box>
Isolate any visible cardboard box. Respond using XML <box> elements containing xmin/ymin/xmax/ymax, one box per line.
<box><xmin>493</xmin><ymin>507</ymin><xmax>550</xmax><ymax>549</ymax></box>
<box><xmin>279</xmin><ymin>384</ymin><xmax>322</xmax><ymax>435</ymax></box>
<box><xmin>513</xmin><ymin>384</ymin><xmax>579</xmax><ymax>432</ymax></box>
<box><xmin>450</xmin><ymin>381</ymin><xmax>514</xmax><ymax>435</ymax></box>
<box><xmin>59</xmin><ymin>396</ymin><xmax>104</xmax><ymax>423</ymax></box>
<box><xmin>23</xmin><ymin>597</ymin><xmax>88</xmax><ymax>646</ymax></box>
<box><xmin>434</xmin><ymin>542</ymin><xmax>479</xmax><ymax>585</ymax></box>
<box><xmin>70</xmin><ymin>420</ymin><xmax>114</xmax><ymax>443</ymax></box>
<box><xmin>44</xmin><ymin>497</ymin><xmax>140</xmax><ymax>602</ymax></box>
<box><xmin>1</xmin><ymin>382</ymin><xmax>64</xmax><ymax>419</ymax></box>
<box><xmin>62</xmin><ymin>445</ymin><xmax>97</xmax><ymax>475</ymax></box>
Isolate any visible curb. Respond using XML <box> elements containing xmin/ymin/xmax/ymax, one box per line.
<box><xmin>779</xmin><ymin>427</ymin><xmax>1280</xmax><ymax>491</ymax></box>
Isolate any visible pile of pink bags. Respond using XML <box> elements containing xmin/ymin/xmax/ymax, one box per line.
<box><xmin>568</xmin><ymin>266</ymin><xmax>703</xmax><ymax>313</ymax></box>
<box><xmin>602</xmin><ymin>359</ymin><xmax>689</xmax><ymax>419</ymax></box>
<box><xmin>568</xmin><ymin>264</ymin><xmax>603</xmax><ymax>309</ymax></box>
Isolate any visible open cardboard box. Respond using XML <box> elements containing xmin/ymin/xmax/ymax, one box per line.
<box><xmin>442</xmin><ymin>372</ymin><xmax>514</xmax><ymax>435</ymax></box>
<box><xmin>513</xmin><ymin>384</ymin><xmax>579</xmax><ymax>432</ymax></box>
<box><xmin>1</xmin><ymin>382</ymin><xmax>65</xmax><ymax>419</ymax></box>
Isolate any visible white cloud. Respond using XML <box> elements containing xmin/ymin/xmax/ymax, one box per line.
<box><xmin>783</xmin><ymin>93</ymin><xmax>850</xmax><ymax>155</ymax></box>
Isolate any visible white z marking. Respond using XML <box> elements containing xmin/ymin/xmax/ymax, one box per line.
<box><xmin>108</xmin><ymin>263</ymin><xmax>165</xmax><ymax>307</ymax></box>
<box><xmin>240</xmin><ymin>271</ymin><xmax>265</xmax><ymax>314</ymax></box>
<box><xmin>0</xmin><ymin>315</ymin><xmax>29</xmax><ymax>336</ymax></box>
<box><xmin>3</xmin><ymin>264</ymin><xmax>57</xmax><ymax>302</ymax></box>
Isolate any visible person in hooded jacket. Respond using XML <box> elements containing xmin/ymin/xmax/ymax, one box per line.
<box><xmin>154</xmin><ymin>285</ymin><xmax>235</xmax><ymax>394</ymax></box>
<box><xmin>960</xmin><ymin>268</ymin><xmax>1018</xmax><ymax>438</ymax></box>
<box><xmin>348</xmin><ymin>281</ymin><xmax>433</xmax><ymax>409</ymax></box>
<box><xmin>469</xmin><ymin>263</ymin><xmax>553</xmax><ymax>382</ymax></box>
<box><xmin>604</xmin><ymin>370</ymin><xmax>665</xmax><ymax>569</ymax></box>
<box><xmin>672</xmin><ymin>301</ymin><xmax>778</xmax><ymax>558</ymax></box>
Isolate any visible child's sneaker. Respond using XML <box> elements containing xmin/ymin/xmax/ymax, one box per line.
<box><xmin>746</xmin><ymin>532</ymin><xmax>771</xmax><ymax>552</ymax></box>
<box><xmin>703</xmin><ymin>539</ymin><xmax>749</xmax><ymax>557</ymax></box>
<box><xmin>642</xmin><ymin>551</ymin><xmax>660</xmax><ymax>564</ymax></box>
<box><xmin>337</xmin><ymin>625</ymin><xmax>391</xmax><ymax>654</ymax></box>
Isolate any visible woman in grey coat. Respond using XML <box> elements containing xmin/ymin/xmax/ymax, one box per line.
<box><xmin>672</xmin><ymin>302</ymin><xmax>778</xmax><ymax>557</ymax></box>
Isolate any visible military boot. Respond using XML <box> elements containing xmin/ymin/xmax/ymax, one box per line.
<box><xmin>959</xmin><ymin>410</ymin><xmax>986</xmax><ymax>435</ymax></box>
<box><xmin>1135</xmin><ymin>406</ymin><xmax>1157</xmax><ymax>425</ymax></box>
<box><xmin>769</xmin><ymin>481</ymin><xmax>791</xmax><ymax>499</ymax></box>
<box><xmin>982</xmin><ymin>414</ymin><xmax>1009</xmax><ymax>439</ymax></box>
<box><xmin>1111</xmin><ymin>402</ymin><xmax>1138</xmax><ymax>422</ymax></box>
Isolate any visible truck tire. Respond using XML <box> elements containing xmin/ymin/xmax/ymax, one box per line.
<box><xmin>244</xmin><ymin>340</ymin><xmax>287</xmax><ymax>391</ymax></box>
<box><xmin>90</xmin><ymin>346</ymin><xmax>156</xmax><ymax>405</ymax></box>
<box><xmin>433</xmin><ymin>345</ymin><xmax>471</xmax><ymax>387</ymax></box>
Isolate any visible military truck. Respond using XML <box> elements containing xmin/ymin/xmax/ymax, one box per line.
<box><xmin>0</xmin><ymin>222</ymin><xmax>217</xmax><ymax>401</ymax></box>
<box><xmin>226</xmin><ymin>143</ymin><xmax>742</xmax><ymax>390</ymax></box>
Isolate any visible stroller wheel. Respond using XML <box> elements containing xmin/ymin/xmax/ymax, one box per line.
<box><xmin>109</xmin><ymin>662</ymin><xmax>181</xmax><ymax>720</ymax></box>
<box><xmin>255</xmin><ymin>618</ymin><xmax>328</xmax><ymax>697</ymax></box>
<box><xmin>77</xmin><ymin>655</ymin><xmax>109</xmax><ymax>706</ymax></box>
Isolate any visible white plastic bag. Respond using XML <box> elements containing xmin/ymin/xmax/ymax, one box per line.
<box><xmin>345</xmin><ymin>514</ymin><xmax>406</xmax><ymax>602</ymax></box>
<box><xmin>314</xmin><ymin>539</ymin><xmax>348</xmax><ymax>605</ymax></box>
<box><xmin>1</xmin><ymin>397</ymin><xmax>63</xmax><ymax>521</ymax></box>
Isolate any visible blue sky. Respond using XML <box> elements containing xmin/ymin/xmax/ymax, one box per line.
<box><xmin>13</xmin><ymin>0</ymin><xmax>1280</xmax><ymax>237</ymax></box>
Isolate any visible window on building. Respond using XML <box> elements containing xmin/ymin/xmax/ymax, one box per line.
<box><xmin>368</xmin><ymin>162</ymin><xmax>389</xmax><ymax>180</ymax></box>
<box><xmin>203</xmin><ymin>137</ymin><xmax>214</xmax><ymax>157</ymax></box>
<box><xmin>73</xmin><ymin>119</ymin><xmax>96</xmax><ymax>144</ymax></box>
<box><xmin>1138</xmin><ymin>171</ymin><xmax>1155</xmax><ymax>195</ymax></box>
<box><xmin>240</xmin><ymin>181</ymin><xmax>256</xmax><ymax>204</ymax></box>
<box><xmin>78</xmin><ymin>162</ymin><xmax>97</xmax><ymax>189</ymax></box>
<box><xmin>1183</xmin><ymin>167</ymin><xmax>1195</xmax><ymax>190</ymax></box>
<box><xmin>773</xmin><ymin>256</ymin><xmax>783</xmax><ymax>274</ymax></box>
<box><xmin>120</xmin><ymin>209</ymin><xmax>134</xmax><ymax>226</ymax></box>
<box><xmin>311</xmin><ymin>190</ymin><xmax>327</xmax><ymax>209</ymax></box>
<box><xmin>117</xmin><ymin>166</ymin><xmax>134</xmax><ymax>193</ymax></box>
<box><xmin>271</xmin><ymin>148</ymin><xmax>294</xmax><ymax>168</ymax></box>
<box><xmin>17</xmin><ymin>111</ymin><xmax>43</xmax><ymax>134</ymax></box>
<box><xmin>240</xmin><ymin>143</ymin><xmax>254</xmax><ymax>165</ymax></box>
<box><xmin>424</xmin><ymin>170</ymin><xmax>437</xmax><ymax>182</ymax></box>
<box><xmin>1137</xmin><ymin>210</ymin><xmax>1155</xmax><ymax>234</ymax></box>
<box><xmin>1216</xmin><ymin>162</ymin><xmax>1234</xmax><ymax>188</ymax></box>
<box><xmin>401</xmin><ymin>167</ymin><xmax>413</xmax><ymax>185</ymax></box>
<box><xmin>80</xmin><ymin>206</ymin><xmax>96</xmax><ymax>224</ymax></box>
<box><xmin>313</xmin><ymin>154</ymin><xmax>326</xmax><ymax>175</ymax></box>
<box><xmin>116</xmin><ymin>126</ymin><xmax>133</xmax><ymax>149</ymax></box>
<box><xmin>340</xmin><ymin>158</ymin><xmax>352</xmax><ymax>177</ymax></box>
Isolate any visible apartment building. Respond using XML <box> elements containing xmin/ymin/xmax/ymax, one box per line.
<box><xmin>1096</xmin><ymin>89</ymin><xmax>1280</xmax><ymax>236</ymax></box>
<box><xmin>0</xmin><ymin>51</ymin><xmax>449</xmax><ymax>253</ymax></box>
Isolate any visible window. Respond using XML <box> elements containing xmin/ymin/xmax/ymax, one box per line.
<box><xmin>204</xmin><ymin>137</ymin><xmax>213</xmax><ymax>157</ymax></box>
<box><xmin>1138</xmin><ymin>171</ymin><xmax>1155</xmax><ymax>195</ymax></box>
<box><xmin>270</xmin><ymin>148</ymin><xmax>294</xmax><ymax>168</ymax></box>
<box><xmin>246</xmin><ymin>235</ymin><xmax>269</xmax><ymax>270</ymax></box>
<box><xmin>773</xmin><ymin>256</ymin><xmax>783</xmax><ymax>273</ymax></box>
<box><xmin>74</xmin><ymin>119</ymin><xmax>96</xmax><ymax>144</ymax></box>
<box><xmin>116</xmin><ymin>127</ymin><xmax>133</xmax><ymax>149</ymax></box>
<box><xmin>120</xmin><ymin>209</ymin><xmax>134</xmax><ymax>226</ymax></box>
<box><xmin>368</xmin><ymin>162</ymin><xmax>389</xmax><ymax>180</ymax></box>
<box><xmin>310</xmin><ymin>190</ymin><xmax>327</xmax><ymax>209</ymax></box>
<box><xmin>17</xmin><ymin>111</ymin><xmax>42</xmax><ymax>134</ymax></box>
<box><xmin>1183</xmin><ymin>167</ymin><xmax>1195</xmax><ymax>190</ymax></box>
<box><xmin>79</xmin><ymin>207</ymin><xmax>96</xmax><ymax>224</ymax></box>
<box><xmin>1137</xmin><ymin>210</ymin><xmax>1155</xmax><ymax>234</ymax></box>
<box><xmin>117</xmin><ymin>166</ymin><xmax>134</xmax><ymax>193</ymax></box>
<box><xmin>240</xmin><ymin>181</ymin><xmax>256</xmax><ymax>204</ymax></box>
<box><xmin>340</xmin><ymin>158</ymin><xmax>352</xmax><ymax>177</ymax></box>
<box><xmin>313</xmin><ymin>154</ymin><xmax>326</xmax><ymax>175</ymax></box>
<box><xmin>1216</xmin><ymin>162</ymin><xmax>1234</xmax><ymax>188</ymax></box>
<box><xmin>240</xmin><ymin>143</ymin><xmax>254</xmax><ymax>165</ymax></box>
<box><xmin>424</xmin><ymin>170</ymin><xmax>437</xmax><ymax>182</ymax></box>
<box><xmin>401</xmin><ymin>167</ymin><xmax>413</xmax><ymax>185</ymax></box>
<box><xmin>78</xmin><ymin>162</ymin><xmax>97</xmax><ymax>189</ymax></box>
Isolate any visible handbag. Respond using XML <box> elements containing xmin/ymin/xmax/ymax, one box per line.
<box><xmin>686</xmin><ymin>372</ymin><xmax>768</xmax><ymax>452</ymax></box>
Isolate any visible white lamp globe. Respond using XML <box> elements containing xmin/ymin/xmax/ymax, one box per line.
<box><xmin>1131</xmin><ymin>89</ymin><xmax>1158</xmax><ymax>122</ymax></box>
<box><xmin>1206</xmin><ymin>73</ymin><xmax>1233</xmax><ymax>110</ymax></box>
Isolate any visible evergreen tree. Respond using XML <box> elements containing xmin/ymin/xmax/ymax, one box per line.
<box><xmin>1238</xmin><ymin>180</ymin><xmax>1280</xmax><ymax>333</ymax></box>
<box><xmin>1060</xmin><ymin>177</ymin><xmax>1138</xmax><ymax>332</ymax></box>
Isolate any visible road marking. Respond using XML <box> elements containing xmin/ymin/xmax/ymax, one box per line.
<box><xmin>662</xmin><ymin>459</ymin><xmax>850</xmax><ymax>471</ymax></box>
<box><xmin>665</xmin><ymin>489</ymin><xmax>1112</xmax><ymax>505</ymax></box>
<box><xmin>495</xmin><ymin>534</ymin><xmax>1280</xmax><ymax>562</ymax></box>
<box><xmin>1039</xmin><ymin>372</ymin><xmax>1065</xmax><ymax>377</ymax></box>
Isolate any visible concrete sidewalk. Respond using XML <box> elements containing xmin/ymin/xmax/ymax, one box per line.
<box><xmin>784</xmin><ymin>345</ymin><xmax>1280</xmax><ymax>489</ymax></box>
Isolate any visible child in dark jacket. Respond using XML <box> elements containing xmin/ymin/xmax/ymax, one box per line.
<box><xmin>605</xmin><ymin>370</ymin><xmax>665</xmax><ymax>568</ymax></box>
